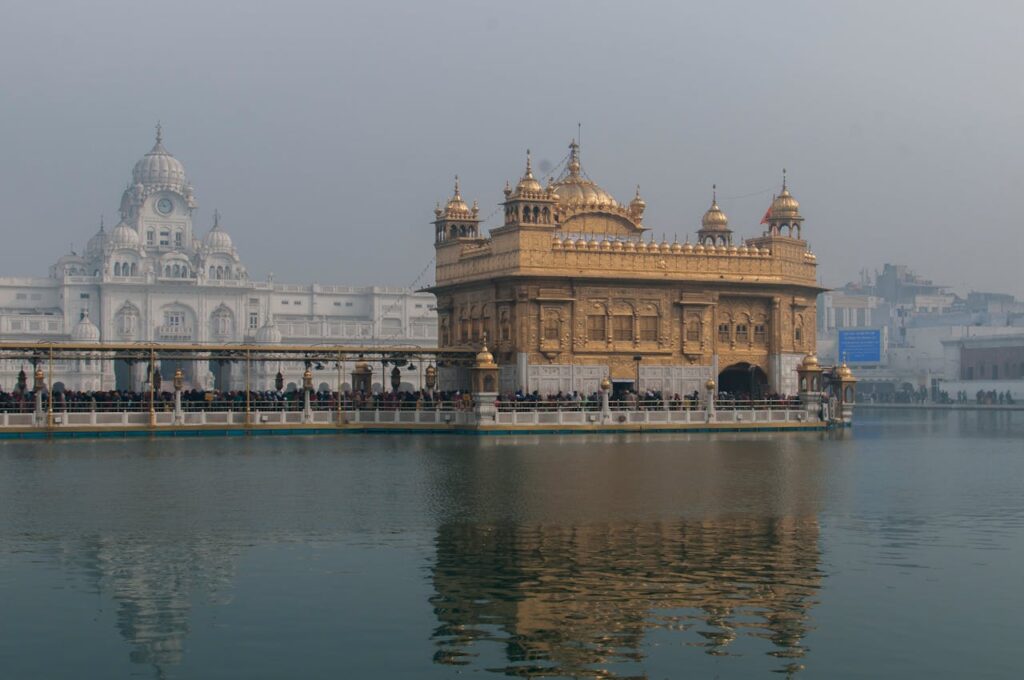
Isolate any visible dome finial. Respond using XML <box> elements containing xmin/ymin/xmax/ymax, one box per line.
<box><xmin>155</xmin><ymin>121</ymin><xmax>163</xmax><ymax>145</ymax></box>
<box><xmin>212</xmin><ymin>208</ymin><xmax>221</xmax><ymax>229</ymax></box>
<box><xmin>782</xmin><ymin>168</ymin><xmax>787</xmax><ymax>191</ymax></box>
<box><xmin>712</xmin><ymin>183</ymin><xmax>717</xmax><ymax>204</ymax></box>
<box><xmin>568</xmin><ymin>138</ymin><xmax>581</xmax><ymax>176</ymax></box>
<box><xmin>453</xmin><ymin>175</ymin><xmax>461</xmax><ymax>199</ymax></box>
<box><xmin>525</xmin><ymin>149</ymin><xmax>532</xmax><ymax>176</ymax></box>
<box><xmin>99</xmin><ymin>214</ymin><xmax>105</xmax><ymax>232</ymax></box>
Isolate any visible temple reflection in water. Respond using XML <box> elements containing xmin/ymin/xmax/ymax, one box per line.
<box><xmin>430</xmin><ymin>518</ymin><xmax>821</xmax><ymax>677</ymax></box>
<box><xmin>55</xmin><ymin>532</ymin><xmax>238</xmax><ymax>679</ymax></box>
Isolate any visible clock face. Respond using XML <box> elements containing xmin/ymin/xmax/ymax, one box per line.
<box><xmin>156</xmin><ymin>198</ymin><xmax>173</xmax><ymax>215</ymax></box>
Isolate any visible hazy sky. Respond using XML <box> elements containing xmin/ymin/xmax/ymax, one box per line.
<box><xmin>1</xmin><ymin>0</ymin><xmax>1022</xmax><ymax>296</ymax></box>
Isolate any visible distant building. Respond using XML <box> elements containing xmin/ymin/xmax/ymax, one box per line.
<box><xmin>0</xmin><ymin>127</ymin><xmax>436</xmax><ymax>392</ymax></box>
<box><xmin>426</xmin><ymin>141</ymin><xmax>823</xmax><ymax>397</ymax></box>
<box><xmin>817</xmin><ymin>263</ymin><xmax>1023</xmax><ymax>399</ymax></box>
<box><xmin>939</xmin><ymin>334</ymin><xmax>1024</xmax><ymax>399</ymax></box>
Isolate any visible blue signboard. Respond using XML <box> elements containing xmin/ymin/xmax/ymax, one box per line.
<box><xmin>838</xmin><ymin>329</ymin><xmax>882</xmax><ymax>363</ymax></box>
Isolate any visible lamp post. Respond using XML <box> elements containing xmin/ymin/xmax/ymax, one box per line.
<box><xmin>173</xmin><ymin>368</ymin><xmax>184</xmax><ymax>425</ymax></box>
<box><xmin>33</xmin><ymin>366</ymin><xmax>45</xmax><ymax>426</ymax></box>
<box><xmin>302</xmin><ymin>365</ymin><xmax>313</xmax><ymax>423</ymax></box>
<box><xmin>600</xmin><ymin>376</ymin><xmax>612</xmax><ymax>423</ymax></box>
<box><xmin>425</xmin><ymin>363</ymin><xmax>437</xmax><ymax>397</ymax></box>
<box><xmin>390</xmin><ymin>365</ymin><xmax>401</xmax><ymax>394</ymax></box>
<box><xmin>633</xmin><ymin>354</ymin><xmax>643</xmax><ymax>395</ymax></box>
<box><xmin>705</xmin><ymin>378</ymin><xmax>716</xmax><ymax>421</ymax></box>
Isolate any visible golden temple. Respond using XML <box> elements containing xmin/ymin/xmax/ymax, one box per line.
<box><xmin>427</xmin><ymin>140</ymin><xmax>823</xmax><ymax>397</ymax></box>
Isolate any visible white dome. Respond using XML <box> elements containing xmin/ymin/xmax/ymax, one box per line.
<box><xmin>86</xmin><ymin>221</ymin><xmax>108</xmax><ymax>256</ymax></box>
<box><xmin>255</xmin><ymin>317</ymin><xmax>282</xmax><ymax>344</ymax></box>
<box><xmin>132</xmin><ymin>126</ymin><xmax>186</xmax><ymax>188</ymax></box>
<box><xmin>109</xmin><ymin>221</ymin><xmax>140</xmax><ymax>248</ymax></box>
<box><xmin>204</xmin><ymin>223</ymin><xmax>233</xmax><ymax>251</ymax></box>
<box><xmin>71</xmin><ymin>312</ymin><xmax>100</xmax><ymax>342</ymax></box>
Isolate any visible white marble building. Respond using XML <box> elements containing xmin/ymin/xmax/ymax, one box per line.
<box><xmin>0</xmin><ymin>127</ymin><xmax>436</xmax><ymax>392</ymax></box>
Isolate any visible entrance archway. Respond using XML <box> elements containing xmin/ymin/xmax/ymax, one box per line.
<box><xmin>718</xmin><ymin>362</ymin><xmax>768</xmax><ymax>399</ymax></box>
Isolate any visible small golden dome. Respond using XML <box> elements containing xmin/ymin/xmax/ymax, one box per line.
<box><xmin>683</xmin><ymin>241</ymin><xmax>694</xmax><ymax>254</ymax></box>
<box><xmin>574</xmin><ymin>237</ymin><xmax>587</xmax><ymax>250</ymax></box>
<box><xmin>670</xmin><ymin>239</ymin><xmax>682</xmax><ymax>253</ymax></box>
<box><xmin>770</xmin><ymin>173</ymin><xmax>801</xmax><ymax>219</ymax></box>
<box><xmin>728</xmin><ymin>245</ymin><xmax>739</xmax><ymax>255</ymax></box>
<box><xmin>444</xmin><ymin>175</ymin><xmax>472</xmax><ymax>218</ymax></box>
<box><xmin>355</xmin><ymin>360</ymin><xmax>371</xmax><ymax>372</ymax></box>
<box><xmin>625</xmin><ymin>240</ymin><xmax>637</xmax><ymax>252</ymax></box>
<box><xmin>475</xmin><ymin>342</ymin><xmax>496</xmax><ymax>366</ymax></box>
<box><xmin>514</xmin><ymin>150</ymin><xmax>544</xmax><ymax>195</ymax></box>
<box><xmin>629</xmin><ymin>185</ymin><xmax>646</xmax><ymax>213</ymax></box>
<box><xmin>552</xmin><ymin>236</ymin><xmax>563</xmax><ymax>249</ymax></box>
<box><xmin>739</xmin><ymin>245</ymin><xmax>749</xmax><ymax>256</ymax></box>
<box><xmin>600</xmin><ymin>238</ymin><xmax>612</xmax><ymax>251</ymax></box>
<box><xmin>694</xmin><ymin>243</ymin><xmax>705</xmax><ymax>254</ymax></box>
<box><xmin>612</xmin><ymin>239</ymin><xmax>624</xmax><ymax>252</ymax></box>
<box><xmin>600</xmin><ymin>376</ymin><xmax>612</xmax><ymax>391</ymax></box>
<box><xmin>701</xmin><ymin>186</ymin><xmax>729</xmax><ymax>230</ymax></box>
<box><xmin>801</xmin><ymin>354</ymin><xmax>821</xmax><ymax>369</ymax></box>
<box><xmin>836</xmin><ymin>362</ymin><xmax>854</xmax><ymax>378</ymax></box>
<box><xmin>587</xmin><ymin>239</ymin><xmax>600</xmax><ymax>250</ymax></box>
<box><xmin>659</xmin><ymin>237</ymin><xmax>671</xmax><ymax>253</ymax></box>
<box><xmin>705</xmin><ymin>379</ymin><xmax>716</xmax><ymax>390</ymax></box>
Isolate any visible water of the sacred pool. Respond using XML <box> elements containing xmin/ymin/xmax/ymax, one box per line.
<box><xmin>0</xmin><ymin>409</ymin><xmax>1021</xmax><ymax>679</ymax></box>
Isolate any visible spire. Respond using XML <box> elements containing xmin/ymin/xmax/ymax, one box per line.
<box><xmin>568</xmin><ymin>138</ymin><xmax>581</xmax><ymax>176</ymax></box>
<box><xmin>155</xmin><ymin>121</ymin><xmax>163</xmax><ymax>145</ymax></box>
<box><xmin>782</xmin><ymin>168</ymin><xmax>787</xmax><ymax>192</ymax></box>
<box><xmin>99</xmin><ymin>214</ymin><xmax>105</xmax><ymax>232</ymax></box>
<box><xmin>525</xmin><ymin>149</ymin><xmax>533</xmax><ymax>177</ymax></box>
<box><xmin>453</xmin><ymin>175</ymin><xmax>461</xmax><ymax>199</ymax></box>
<box><xmin>712</xmin><ymin>183</ymin><xmax>717</xmax><ymax>205</ymax></box>
<box><xmin>212</xmin><ymin>209</ymin><xmax>221</xmax><ymax>229</ymax></box>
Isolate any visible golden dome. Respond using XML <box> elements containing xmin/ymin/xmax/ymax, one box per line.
<box><xmin>513</xmin><ymin>150</ymin><xmax>544</xmax><ymax>196</ymax></box>
<box><xmin>770</xmin><ymin>173</ymin><xmax>801</xmax><ymax>219</ymax></box>
<box><xmin>836</xmin><ymin>361</ymin><xmax>854</xmax><ymax>379</ymax></box>
<box><xmin>694</xmin><ymin>242</ymin><xmax>705</xmax><ymax>254</ymax></box>
<box><xmin>475</xmin><ymin>342</ymin><xmax>496</xmax><ymax>366</ymax></box>
<box><xmin>801</xmin><ymin>354</ymin><xmax>821</xmax><ymax>369</ymax></box>
<box><xmin>548</xmin><ymin>139</ymin><xmax>621</xmax><ymax>210</ymax></box>
<box><xmin>701</xmin><ymin>186</ymin><xmax>730</xmax><ymax>230</ymax></box>
<box><xmin>629</xmin><ymin>185</ymin><xmax>646</xmax><ymax>215</ymax></box>
<box><xmin>670</xmin><ymin>239</ymin><xmax>682</xmax><ymax>253</ymax></box>
<box><xmin>625</xmin><ymin>240</ymin><xmax>637</xmax><ymax>252</ymax></box>
<box><xmin>552</xmin><ymin>236</ymin><xmax>563</xmax><ymax>249</ymax></box>
<box><xmin>443</xmin><ymin>176</ymin><xmax>473</xmax><ymax>218</ymax></box>
<box><xmin>612</xmin><ymin>239</ymin><xmax>624</xmax><ymax>252</ymax></box>
<box><xmin>683</xmin><ymin>240</ymin><xmax>694</xmax><ymax>254</ymax></box>
<box><xmin>600</xmin><ymin>376</ymin><xmax>612</xmax><ymax>391</ymax></box>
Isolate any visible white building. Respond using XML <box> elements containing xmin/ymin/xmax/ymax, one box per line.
<box><xmin>0</xmin><ymin>127</ymin><xmax>436</xmax><ymax>392</ymax></box>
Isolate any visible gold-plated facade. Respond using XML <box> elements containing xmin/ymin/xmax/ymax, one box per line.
<box><xmin>427</xmin><ymin>141</ymin><xmax>823</xmax><ymax>396</ymax></box>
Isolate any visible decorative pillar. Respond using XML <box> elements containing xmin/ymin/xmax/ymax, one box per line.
<box><xmin>302</xmin><ymin>367</ymin><xmax>314</xmax><ymax>423</ymax></box>
<box><xmin>173</xmin><ymin>368</ymin><xmax>184</xmax><ymax>425</ymax></box>
<box><xmin>471</xmin><ymin>340</ymin><xmax>500</xmax><ymax>424</ymax></box>
<box><xmin>33</xmin><ymin>367</ymin><xmax>45</xmax><ymax>427</ymax></box>
<box><xmin>796</xmin><ymin>354</ymin><xmax>824</xmax><ymax>421</ymax></box>
<box><xmin>600</xmin><ymin>376</ymin><xmax>612</xmax><ymax>424</ymax></box>
<box><xmin>705</xmin><ymin>378</ymin><xmax>716</xmax><ymax>421</ymax></box>
<box><xmin>833</xmin><ymin>362</ymin><xmax>858</xmax><ymax>426</ymax></box>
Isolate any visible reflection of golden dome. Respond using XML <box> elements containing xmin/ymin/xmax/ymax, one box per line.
<box><xmin>701</xmin><ymin>186</ymin><xmax>729</xmax><ymax>230</ymax></box>
<box><xmin>548</xmin><ymin>139</ymin><xmax>621</xmax><ymax>210</ymax></box>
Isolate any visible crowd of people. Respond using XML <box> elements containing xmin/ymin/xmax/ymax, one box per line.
<box><xmin>1</xmin><ymin>385</ymin><xmax>806</xmax><ymax>414</ymax></box>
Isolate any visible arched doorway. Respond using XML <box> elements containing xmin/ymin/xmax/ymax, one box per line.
<box><xmin>718</xmin><ymin>362</ymin><xmax>768</xmax><ymax>399</ymax></box>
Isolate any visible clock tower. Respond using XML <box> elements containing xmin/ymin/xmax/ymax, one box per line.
<box><xmin>119</xmin><ymin>123</ymin><xmax>197</xmax><ymax>254</ymax></box>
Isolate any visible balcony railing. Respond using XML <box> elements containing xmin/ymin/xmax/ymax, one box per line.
<box><xmin>156</xmin><ymin>325</ymin><xmax>193</xmax><ymax>339</ymax></box>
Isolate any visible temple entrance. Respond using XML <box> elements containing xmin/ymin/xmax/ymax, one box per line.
<box><xmin>718</xmin><ymin>362</ymin><xmax>769</xmax><ymax>399</ymax></box>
